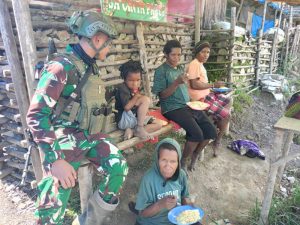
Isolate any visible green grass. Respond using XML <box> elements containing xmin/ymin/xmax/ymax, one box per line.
<box><xmin>233</xmin><ymin>91</ymin><xmax>254</xmax><ymax>113</ymax></box>
<box><xmin>248</xmin><ymin>184</ymin><xmax>300</xmax><ymax>225</ymax></box>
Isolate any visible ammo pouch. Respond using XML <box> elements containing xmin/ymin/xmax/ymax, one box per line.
<box><xmin>76</xmin><ymin>74</ymin><xmax>111</xmax><ymax>134</ymax></box>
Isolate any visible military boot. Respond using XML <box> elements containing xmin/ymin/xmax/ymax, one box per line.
<box><xmin>72</xmin><ymin>191</ymin><xmax>119</xmax><ymax>225</ymax></box>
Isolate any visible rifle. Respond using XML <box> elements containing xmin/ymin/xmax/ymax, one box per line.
<box><xmin>20</xmin><ymin>129</ymin><xmax>37</xmax><ymax>186</ymax></box>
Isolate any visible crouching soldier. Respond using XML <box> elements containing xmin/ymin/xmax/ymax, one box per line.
<box><xmin>26</xmin><ymin>10</ymin><xmax>128</xmax><ymax>225</ymax></box>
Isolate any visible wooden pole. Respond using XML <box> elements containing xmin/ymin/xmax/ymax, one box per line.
<box><xmin>0</xmin><ymin>1</ymin><xmax>29</xmax><ymax>135</ymax></box>
<box><xmin>11</xmin><ymin>0</ymin><xmax>38</xmax><ymax>99</ymax></box>
<box><xmin>0</xmin><ymin>0</ymin><xmax>43</xmax><ymax>182</ymax></box>
<box><xmin>284</xmin><ymin>6</ymin><xmax>293</xmax><ymax>76</ymax></box>
<box><xmin>261</xmin><ymin>0</ymin><xmax>268</xmax><ymax>33</ymax></box>
<box><xmin>255</xmin><ymin>1</ymin><xmax>268</xmax><ymax>84</ymax></box>
<box><xmin>228</xmin><ymin>7</ymin><xmax>236</xmax><ymax>83</ymax></box>
<box><xmin>236</xmin><ymin>0</ymin><xmax>244</xmax><ymax>21</ymax></box>
<box><xmin>276</xmin><ymin>131</ymin><xmax>294</xmax><ymax>183</ymax></box>
<box><xmin>259</xmin><ymin>130</ymin><xmax>298</xmax><ymax>225</ymax></box>
<box><xmin>195</xmin><ymin>0</ymin><xmax>201</xmax><ymax>43</ymax></box>
<box><xmin>269</xmin><ymin>4</ymin><xmax>283</xmax><ymax>73</ymax></box>
<box><xmin>136</xmin><ymin>23</ymin><xmax>151</xmax><ymax>99</ymax></box>
<box><xmin>259</xmin><ymin>163</ymin><xmax>279</xmax><ymax>225</ymax></box>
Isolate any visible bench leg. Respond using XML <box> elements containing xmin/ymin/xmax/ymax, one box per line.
<box><xmin>78</xmin><ymin>165</ymin><xmax>93</xmax><ymax>213</ymax></box>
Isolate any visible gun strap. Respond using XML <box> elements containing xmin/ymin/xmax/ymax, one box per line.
<box><xmin>52</xmin><ymin>65</ymin><xmax>93</xmax><ymax>123</ymax></box>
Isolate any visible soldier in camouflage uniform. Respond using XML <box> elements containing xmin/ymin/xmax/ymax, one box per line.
<box><xmin>26</xmin><ymin>10</ymin><xmax>128</xmax><ymax>225</ymax></box>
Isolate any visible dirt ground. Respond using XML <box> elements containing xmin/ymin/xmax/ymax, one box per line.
<box><xmin>0</xmin><ymin>91</ymin><xmax>299</xmax><ymax>225</ymax></box>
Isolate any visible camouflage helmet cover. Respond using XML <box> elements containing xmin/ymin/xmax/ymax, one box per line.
<box><xmin>67</xmin><ymin>10</ymin><xmax>118</xmax><ymax>39</ymax></box>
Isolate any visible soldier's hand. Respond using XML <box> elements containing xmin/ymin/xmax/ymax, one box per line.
<box><xmin>51</xmin><ymin>159</ymin><xmax>77</xmax><ymax>189</ymax></box>
<box><xmin>157</xmin><ymin>195</ymin><xmax>177</xmax><ymax>210</ymax></box>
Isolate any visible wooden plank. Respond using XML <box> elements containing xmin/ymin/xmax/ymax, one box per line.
<box><xmin>0</xmin><ymin>2</ymin><xmax>35</xmax><ymax>178</ymax></box>
<box><xmin>116</xmin><ymin>124</ymin><xmax>173</xmax><ymax>150</ymax></box>
<box><xmin>3</xmin><ymin>145</ymin><xmax>27</xmax><ymax>160</ymax></box>
<box><xmin>136</xmin><ymin>22</ymin><xmax>151</xmax><ymax>99</ymax></box>
<box><xmin>274</xmin><ymin>116</ymin><xmax>300</xmax><ymax>133</ymax></box>
<box><xmin>6</xmin><ymin>160</ymin><xmax>33</xmax><ymax>173</ymax></box>
<box><xmin>228</xmin><ymin>7</ymin><xmax>236</xmax><ymax>84</ymax></box>
<box><xmin>0</xmin><ymin>167</ymin><xmax>14</xmax><ymax>179</ymax></box>
<box><xmin>11</xmin><ymin>0</ymin><xmax>37</xmax><ymax>99</ymax></box>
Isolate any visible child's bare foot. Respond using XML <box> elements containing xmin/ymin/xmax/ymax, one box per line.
<box><xmin>134</xmin><ymin>125</ymin><xmax>151</xmax><ymax>139</ymax></box>
<box><xmin>124</xmin><ymin>128</ymin><xmax>133</xmax><ymax>140</ymax></box>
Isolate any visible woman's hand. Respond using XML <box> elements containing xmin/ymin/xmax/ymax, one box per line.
<box><xmin>157</xmin><ymin>195</ymin><xmax>177</xmax><ymax>210</ymax></box>
<box><xmin>175</xmin><ymin>73</ymin><xmax>189</xmax><ymax>85</ymax></box>
<box><xmin>213</xmin><ymin>81</ymin><xmax>225</xmax><ymax>88</ymax></box>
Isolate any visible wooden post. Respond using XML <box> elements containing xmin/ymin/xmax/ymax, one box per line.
<box><xmin>11</xmin><ymin>0</ymin><xmax>38</xmax><ymax>99</ymax></box>
<box><xmin>259</xmin><ymin>131</ymin><xmax>300</xmax><ymax>225</ymax></box>
<box><xmin>258</xmin><ymin>163</ymin><xmax>279</xmax><ymax>225</ymax></box>
<box><xmin>255</xmin><ymin>1</ymin><xmax>268</xmax><ymax>84</ymax></box>
<box><xmin>261</xmin><ymin>0</ymin><xmax>268</xmax><ymax>33</ymax></box>
<box><xmin>236</xmin><ymin>0</ymin><xmax>244</xmax><ymax>21</ymax></box>
<box><xmin>0</xmin><ymin>2</ymin><xmax>29</xmax><ymax>129</ymax></box>
<box><xmin>136</xmin><ymin>23</ymin><xmax>151</xmax><ymax>99</ymax></box>
<box><xmin>228</xmin><ymin>7</ymin><xmax>236</xmax><ymax>83</ymax></box>
<box><xmin>269</xmin><ymin>4</ymin><xmax>283</xmax><ymax>73</ymax></box>
<box><xmin>195</xmin><ymin>0</ymin><xmax>201</xmax><ymax>43</ymax></box>
<box><xmin>0</xmin><ymin>0</ymin><xmax>43</xmax><ymax>182</ymax></box>
<box><xmin>284</xmin><ymin>6</ymin><xmax>293</xmax><ymax>76</ymax></box>
<box><xmin>276</xmin><ymin>131</ymin><xmax>294</xmax><ymax>183</ymax></box>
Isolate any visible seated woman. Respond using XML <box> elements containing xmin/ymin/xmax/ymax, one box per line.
<box><xmin>134</xmin><ymin>138</ymin><xmax>199</xmax><ymax>225</ymax></box>
<box><xmin>152</xmin><ymin>40</ymin><xmax>217</xmax><ymax>172</ymax></box>
<box><xmin>115</xmin><ymin>60</ymin><xmax>162</xmax><ymax>140</ymax></box>
<box><xmin>187</xmin><ymin>41</ymin><xmax>231</xmax><ymax>157</ymax></box>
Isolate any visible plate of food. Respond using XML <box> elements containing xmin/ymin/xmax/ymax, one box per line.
<box><xmin>211</xmin><ymin>87</ymin><xmax>232</xmax><ymax>93</ymax></box>
<box><xmin>168</xmin><ymin>205</ymin><xmax>204</xmax><ymax>225</ymax></box>
<box><xmin>186</xmin><ymin>101</ymin><xmax>209</xmax><ymax>110</ymax></box>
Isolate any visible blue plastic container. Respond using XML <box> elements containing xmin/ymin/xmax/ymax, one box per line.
<box><xmin>212</xmin><ymin>87</ymin><xmax>232</xmax><ymax>93</ymax></box>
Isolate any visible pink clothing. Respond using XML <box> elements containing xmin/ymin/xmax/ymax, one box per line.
<box><xmin>187</xmin><ymin>59</ymin><xmax>210</xmax><ymax>101</ymax></box>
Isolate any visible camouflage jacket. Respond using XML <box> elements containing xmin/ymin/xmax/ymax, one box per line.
<box><xmin>26</xmin><ymin>45</ymin><xmax>88</xmax><ymax>165</ymax></box>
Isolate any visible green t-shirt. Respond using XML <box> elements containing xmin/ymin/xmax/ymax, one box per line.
<box><xmin>152</xmin><ymin>63</ymin><xmax>190</xmax><ymax>114</ymax></box>
<box><xmin>135</xmin><ymin>138</ymin><xmax>190</xmax><ymax>225</ymax></box>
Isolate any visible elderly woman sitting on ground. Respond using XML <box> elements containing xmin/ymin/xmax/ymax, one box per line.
<box><xmin>130</xmin><ymin>138</ymin><xmax>200</xmax><ymax>225</ymax></box>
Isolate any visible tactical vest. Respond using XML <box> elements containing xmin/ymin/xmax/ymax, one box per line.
<box><xmin>50</xmin><ymin>53</ymin><xmax>112</xmax><ymax>134</ymax></box>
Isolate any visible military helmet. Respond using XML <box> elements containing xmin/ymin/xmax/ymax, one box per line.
<box><xmin>67</xmin><ymin>10</ymin><xmax>118</xmax><ymax>39</ymax></box>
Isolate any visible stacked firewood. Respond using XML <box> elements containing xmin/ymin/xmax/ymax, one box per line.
<box><xmin>0</xmin><ymin>33</ymin><xmax>34</xmax><ymax>184</ymax></box>
<box><xmin>232</xmin><ymin>37</ymin><xmax>256</xmax><ymax>89</ymax></box>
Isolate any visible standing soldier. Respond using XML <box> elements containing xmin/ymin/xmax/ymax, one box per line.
<box><xmin>26</xmin><ymin>10</ymin><xmax>128</xmax><ymax>225</ymax></box>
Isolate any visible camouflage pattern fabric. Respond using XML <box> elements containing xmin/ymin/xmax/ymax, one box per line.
<box><xmin>27</xmin><ymin>45</ymin><xmax>128</xmax><ymax>224</ymax></box>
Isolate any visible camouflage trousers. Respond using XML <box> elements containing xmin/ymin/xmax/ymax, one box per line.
<box><xmin>35</xmin><ymin>130</ymin><xmax>128</xmax><ymax>225</ymax></box>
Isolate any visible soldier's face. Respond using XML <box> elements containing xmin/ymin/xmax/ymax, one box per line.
<box><xmin>94</xmin><ymin>34</ymin><xmax>112</xmax><ymax>60</ymax></box>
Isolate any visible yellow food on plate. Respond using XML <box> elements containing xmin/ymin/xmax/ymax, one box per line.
<box><xmin>176</xmin><ymin>209</ymin><xmax>201</xmax><ymax>224</ymax></box>
<box><xmin>186</xmin><ymin>101</ymin><xmax>209</xmax><ymax>110</ymax></box>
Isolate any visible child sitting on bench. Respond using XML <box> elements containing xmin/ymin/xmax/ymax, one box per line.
<box><xmin>115</xmin><ymin>60</ymin><xmax>161</xmax><ymax>140</ymax></box>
